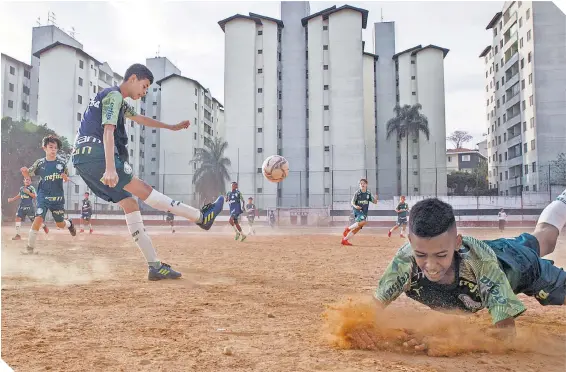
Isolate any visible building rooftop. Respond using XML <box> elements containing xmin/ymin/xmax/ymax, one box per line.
<box><xmin>411</xmin><ymin>44</ymin><xmax>450</xmax><ymax>58</ymax></box>
<box><xmin>33</xmin><ymin>41</ymin><xmax>102</xmax><ymax>66</ymax></box>
<box><xmin>486</xmin><ymin>12</ymin><xmax>502</xmax><ymax>30</ymax></box>
<box><xmin>1</xmin><ymin>53</ymin><xmax>32</xmax><ymax>69</ymax></box>
<box><xmin>248</xmin><ymin>12</ymin><xmax>284</xmax><ymax>28</ymax></box>
<box><xmin>301</xmin><ymin>5</ymin><xmax>369</xmax><ymax>29</ymax></box>
<box><xmin>479</xmin><ymin>45</ymin><xmax>492</xmax><ymax>58</ymax></box>
<box><xmin>156</xmin><ymin>73</ymin><xmax>223</xmax><ymax>107</ymax></box>
<box><xmin>218</xmin><ymin>14</ymin><xmax>262</xmax><ymax>32</ymax></box>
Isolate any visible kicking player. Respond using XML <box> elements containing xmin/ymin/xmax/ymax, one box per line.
<box><xmin>166</xmin><ymin>212</ymin><xmax>175</xmax><ymax>233</ymax></box>
<box><xmin>80</xmin><ymin>192</ymin><xmax>93</xmax><ymax>234</ymax></box>
<box><xmin>245</xmin><ymin>197</ymin><xmax>257</xmax><ymax>235</ymax></box>
<box><xmin>7</xmin><ymin>178</ymin><xmax>49</xmax><ymax>240</ymax></box>
<box><xmin>71</xmin><ymin>63</ymin><xmax>224</xmax><ymax>281</ymax></box>
<box><xmin>341</xmin><ymin>178</ymin><xmax>378</xmax><ymax>246</ymax></box>
<box><xmin>388</xmin><ymin>195</ymin><xmax>409</xmax><ymax>238</ymax></box>
<box><xmin>351</xmin><ymin>191</ymin><xmax>566</xmax><ymax>350</ymax></box>
<box><xmin>21</xmin><ymin>135</ymin><xmax>76</xmax><ymax>254</ymax></box>
<box><xmin>226</xmin><ymin>181</ymin><xmax>246</xmax><ymax>241</ymax></box>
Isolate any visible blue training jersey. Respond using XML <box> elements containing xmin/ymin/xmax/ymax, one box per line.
<box><xmin>28</xmin><ymin>157</ymin><xmax>68</xmax><ymax>201</ymax></box>
<box><xmin>19</xmin><ymin>185</ymin><xmax>36</xmax><ymax>207</ymax></box>
<box><xmin>352</xmin><ymin>189</ymin><xmax>376</xmax><ymax>215</ymax></box>
<box><xmin>227</xmin><ymin>190</ymin><xmax>244</xmax><ymax>214</ymax></box>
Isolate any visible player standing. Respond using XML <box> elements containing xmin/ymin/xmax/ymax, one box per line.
<box><xmin>498</xmin><ymin>208</ymin><xmax>508</xmax><ymax>232</ymax></box>
<box><xmin>21</xmin><ymin>135</ymin><xmax>76</xmax><ymax>254</ymax></box>
<box><xmin>80</xmin><ymin>192</ymin><xmax>93</xmax><ymax>234</ymax></box>
<box><xmin>226</xmin><ymin>181</ymin><xmax>246</xmax><ymax>241</ymax></box>
<box><xmin>7</xmin><ymin>178</ymin><xmax>49</xmax><ymax>240</ymax></box>
<box><xmin>166</xmin><ymin>212</ymin><xmax>175</xmax><ymax>233</ymax></box>
<box><xmin>388</xmin><ymin>195</ymin><xmax>409</xmax><ymax>238</ymax></box>
<box><xmin>341</xmin><ymin>178</ymin><xmax>378</xmax><ymax>246</ymax></box>
<box><xmin>245</xmin><ymin>197</ymin><xmax>257</xmax><ymax>235</ymax></box>
<box><xmin>71</xmin><ymin>63</ymin><xmax>224</xmax><ymax>281</ymax></box>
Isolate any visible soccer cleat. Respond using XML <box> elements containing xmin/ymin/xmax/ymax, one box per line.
<box><xmin>196</xmin><ymin>196</ymin><xmax>225</xmax><ymax>231</ymax></box>
<box><xmin>80</xmin><ymin>229</ymin><xmax>85</xmax><ymax>233</ymax></box>
<box><xmin>42</xmin><ymin>225</ymin><xmax>49</xmax><ymax>234</ymax></box>
<box><xmin>400</xmin><ymin>234</ymin><xmax>405</xmax><ymax>238</ymax></box>
<box><xmin>343</xmin><ymin>227</ymin><xmax>350</xmax><ymax>237</ymax></box>
<box><xmin>388</xmin><ymin>230</ymin><xmax>392</xmax><ymax>238</ymax></box>
<box><xmin>12</xmin><ymin>234</ymin><xmax>21</xmax><ymax>240</ymax></box>
<box><xmin>68</xmin><ymin>219</ymin><xmax>77</xmax><ymax>237</ymax></box>
<box><xmin>235</xmin><ymin>232</ymin><xmax>240</xmax><ymax>241</ymax></box>
<box><xmin>21</xmin><ymin>246</ymin><xmax>37</xmax><ymax>255</ymax></box>
<box><xmin>89</xmin><ymin>229</ymin><xmax>93</xmax><ymax>234</ymax></box>
<box><xmin>148</xmin><ymin>262</ymin><xmax>182</xmax><ymax>281</ymax></box>
<box><xmin>240</xmin><ymin>234</ymin><xmax>247</xmax><ymax>242</ymax></box>
<box><xmin>172</xmin><ymin>229</ymin><xmax>175</xmax><ymax>234</ymax></box>
<box><xmin>341</xmin><ymin>238</ymin><xmax>353</xmax><ymax>246</ymax></box>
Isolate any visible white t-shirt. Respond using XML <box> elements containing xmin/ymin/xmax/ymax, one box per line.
<box><xmin>498</xmin><ymin>211</ymin><xmax>508</xmax><ymax>220</ymax></box>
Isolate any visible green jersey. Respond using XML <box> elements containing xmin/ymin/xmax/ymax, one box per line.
<box><xmin>396</xmin><ymin>202</ymin><xmax>409</xmax><ymax>218</ymax></box>
<box><xmin>352</xmin><ymin>190</ymin><xmax>376</xmax><ymax>215</ymax></box>
<box><xmin>19</xmin><ymin>185</ymin><xmax>36</xmax><ymax>207</ymax></box>
<box><xmin>374</xmin><ymin>236</ymin><xmax>527</xmax><ymax>324</ymax></box>
<box><xmin>28</xmin><ymin>157</ymin><xmax>68</xmax><ymax>200</ymax></box>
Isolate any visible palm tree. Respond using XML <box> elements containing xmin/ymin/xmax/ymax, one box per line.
<box><xmin>191</xmin><ymin>137</ymin><xmax>231</xmax><ymax>204</ymax></box>
<box><xmin>386</xmin><ymin>104</ymin><xmax>430</xmax><ymax>195</ymax></box>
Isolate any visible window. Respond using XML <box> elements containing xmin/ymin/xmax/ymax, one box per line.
<box><xmin>504</xmin><ymin>133</ymin><xmax>507</xmax><ymax>141</ymax></box>
<box><xmin>323</xmin><ymin>65</ymin><xmax>328</xmax><ymax>70</ymax></box>
<box><xmin>520</xmin><ymin>38</ymin><xmax>523</xmax><ymax>48</ymax></box>
<box><xmin>505</xmin><ymin>171</ymin><xmax>509</xmax><ymax>180</ymax></box>
<box><xmin>194</xmin><ymin>133</ymin><xmax>197</xmax><ymax>140</ymax></box>
<box><xmin>411</xmin><ymin>76</ymin><xmax>416</xmax><ymax>80</ymax></box>
<box><xmin>152</xmin><ymin>144</ymin><xmax>156</xmax><ymax>148</ymax></box>
<box><xmin>324</xmin><ymin>105</ymin><xmax>329</xmax><ymax>110</ymax></box>
<box><xmin>258</xmin><ymin>49</ymin><xmax>263</xmax><ymax>54</ymax></box>
<box><xmin>529</xmin><ymin>73</ymin><xmax>532</xmax><ymax>84</ymax></box>
<box><xmin>153</xmin><ymin>101</ymin><xmax>157</xmax><ymax>106</ymax></box>
<box><xmin>521</xmin><ymin>59</ymin><xmax>524</xmax><ymax>69</ymax></box>
<box><xmin>413</xmin><ymin>155</ymin><xmax>418</xmax><ymax>159</ymax></box>
<box><xmin>195</xmin><ymin>103</ymin><xmax>197</xmax><ymax>110</ymax></box>
<box><xmin>412</xmin><ymin>92</ymin><xmax>416</xmax><ymax>96</ymax></box>
<box><xmin>500</xmin><ymin>173</ymin><xmax>503</xmax><ymax>181</ymax></box>
<box><xmin>258</xmin><ymin>68</ymin><xmax>263</xmax><ymax>73</ymax></box>
<box><xmin>75</xmin><ymin>185</ymin><xmax>80</xmax><ymax>194</ymax></box>
<box><xmin>257</xmin><ymin>168</ymin><xmax>262</xmax><ymax>174</ymax></box>
<box><xmin>411</xmin><ymin>60</ymin><xmax>415</xmax><ymax>64</ymax></box>
<box><xmin>9</xmin><ymin>83</ymin><xmax>14</xmax><ymax>92</ymax></box>
<box><xmin>528</xmin><ymin>52</ymin><xmax>532</xmax><ymax>63</ymax></box>
<box><xmin>523</xmin><ymin>122</ymin><xmax>527</xmax><ymax>132</ymax></box>
<box><xmin>323</xmin><ymin>25</ymin><xmax>328</xmax><ymax>30</ymax></box>
<box><xmin>257</xmin><ymin>30</ymin><xmax>263</xmax><ymax>35</ymax></box>
<box><xmin>24</xmin><ymin>70</ymin><xmax>30</xmax><ymax>78</ymax></box>
<box><xmin>324</xmin><ymin>126</ymin><xmax>329</xmax><ymax>131</ymax></box>
<box><xmin>278</xmin><ymin>110</ymin><xmax>282</xmax><ymax>119</ymax></box>
<box><xmin>531</xmin><ymin>139</ymin><xmax>535</xmax><ymax>150</ymax></box>
<box><xmin>93</xmin><ymin>86</ymin><xmax>96</xmax><ymax>93</ymax></box>
<box><xmin>324</xmin><ymin>146</ymin><xmax>330</xmax><ymax>151</ymax></box>
<box><xmin>530</xmin><ymin>117</ymin><xmax>535</xmax><ymax>128</ymax></box>
<box><xmin>323</xmin><ymin>45</ymin><xmax>328</xmax><ymax>50</ymax></box>
<box><xmin>499</xmin><ymin>154</ymin><xmax>502</xmax><ymax>162</ymax></box>
<box><xmin>78</xmin><ymin>95</ymin><xmax>82</xmax><ymax>104</ymax></box>
<box><xmin>258</xmin><ymin>108</ymin><xmax>263</xmax><ymax>113</ymax></box>
<box><xmin>130</xmin><ymin>149</ymin><xmax>134</xmax><ymax>157</ymax></box>
<box><xmin>257</xmin><ymin>127</ymin><xmax>263</xmax><ymax>133</ymax></box>
<box><xmin>257</xmin><ymin>188</ymin><xmax>263</xmax><ymax>193</ymax></box>
<box><xmin>324</xmin><ymin>188</ymin><xmax>330</xmax><ymax>193</ymax></box>
<box><xmin>529</xmin><ymin>95</ymin><xmax>533</xmax><ymax>106</ymax></box>
<box><xmin>324</xmin><ymin>167</ymin><xmax>330</xmax><ymax>172</ymax></box>
<box><xmin>522</xmin><ymin>100</ymin><xmax>526</xmax><ymax>110</ymax></box>
<box><xmin>79</xmin><ymin>77</ymin><xmax>83</xmax><ymax>86</ymax></box>
<box><xmin>448</xmin><ymin>156</ymin><xmax>452</xmax><ymax>163</ymax></box>
<box><xmin>526</xmin><ymin>8</ymin><xmax>530</xmax><ymax>20</ymax></box>
<box><xmin>524</xmin><ymin>143</ymin><xmax>528</xmax><ymax>153</ymax></box>
<box><xmin>131</xmin><ymin>135</ymin><xmax>134</xmax><ymax>142</ymax></box>
<box><xmin>77</xmin><ymin>113</ymin><xmax>81</xmax><ymax>121</ymax></box>
<box><xmin>524</xmin><ymin>164</ymin><xmax>529</xmax><ymax>174</ymax></box>
<box><xmin>257</xmin><ymin>148</ymin><xmax>263</xmax><ymax>153</ymax></box>
<box><xmin>532</xmin><ymin>162</ymin><xmax>536</xmax><ymax>172</ymax></box>
<box><xmin>258</xmin><ymin>88</ymin><xmax>263</xmax><ymax>93</ymax></box>
<box><xmin>533</xmin><ymin>184</ymin><xmax>537</xmax><ymax>192</ymax></box>
<box><xmin>278</xmin><ymin>91</ymin><xmax>282</xmax><ymax>99</ymax></box>
<box><xmin>151</xmin><ymin>157</ymin><xmax>156</xmax><ymax>161</ymax></box>
<box><xmin>521</xmin><ymin>79</ymin><xmax>525</xmax><ymax>90</ymax></box>
<box><xmin>519</xmin><ymin>17</ymin><xmax>523</xmax><ymax>27</ymax></box>
<box><xmin>79</xmin><ymin>60</ymin><xmax>84</xmax><ymax>69</ymax></box>
<box><xmin>505</xmin><ymin>152</ymin><xmax>508</xmax><ymax>160</ymax></box>
<box><xmin>525</xmin><ymin>186</ymin><xmax>529</xmax><ymax>191</ymax></box>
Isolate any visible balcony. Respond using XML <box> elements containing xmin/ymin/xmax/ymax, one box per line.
<box><xmin>503</xmin><ymin>11</ymin><xmax>517</xmax><ymax>29</ymax></box>
<box><xmin>505</xmin><ymin>49</ymin><xmax>519</xmax><ymax>67</ymax></box>
<box><xmin>507</xmin><ymin>132</ymin><xmax>522</xmax><ymax>148</ymax></box>
<box><xmin>507</xmin><ymin>154</ymin><xmax>523</xmax><ymax>167</ymax></box>
<box><xmin>505</xmin><ymin>92</ymin><xmax>520</xmax><ymax>109</ymax></box>
<box><xmin>505</xmin><ymin>71</ymin><xmax>519</xmax><ymax>90</ymax></box>
<box><xmin>503</xmin><ymin>31</ymin><xmax>518</xmax><ymax>51</ymax></box>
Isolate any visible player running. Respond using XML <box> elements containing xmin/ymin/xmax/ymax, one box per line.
<box><xmin>80</xmin><ymin>192</ymin><xmax>93</xmax><ymax>234</ymax></box>
<box><xmin>21</xmin><ymin>135</ymin><xmax>76</xmax><ymax>254</ymax></box>
<box><xmin>245</xmin><ymin>197</ymin><xmax>257</xmax><ymax>235</ymax></box>
<box><xmin>7</xmin><ymin>178</ymin><xmax>49</xmax><ymax>240</ymax></box>
<box><xmin>388</xmin><ymin>195</ymin><xmax>409</xmax><ymax>238</ymax></box>
<box><xmin>71</xmin><ymin>63</ymin><xmax>224</xmax><ymax>281</ymax></box>
<box><xmin>341</xmin><ymin>178</ymin><xmax>378</xmax><ymax>246</ymax></box>
<box><xmin>226</xmin><ymin>181</ymin><xmax>246</xmax><ymax>241</ymax></box>
<box><xmin>351</xmin><ymin>191</ymin><xmax>566</xmax><ymax>350</ymax></box>
<box><xmin>166</xmin><ymin>212</ymin><xmax>175</xmax><ymax>233</ymax></box>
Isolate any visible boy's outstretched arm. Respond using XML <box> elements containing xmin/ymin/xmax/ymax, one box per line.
<box><xmin>130</xmin><ymin>114</ymin><xmax>190</xmax><ymax>131</ymax></box>
<box><xmin>7</xmin><ymin>194</ymin><xmax>21</xmax><ymax>203</ymax></box>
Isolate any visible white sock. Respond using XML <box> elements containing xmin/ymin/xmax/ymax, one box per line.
<box><xmin>349</xmin><ymin>222</ymin><xmax>359</xmax><ymax>230</ymax></box>
<box><xmin>345</xmin><ymin>231</ymin><xmax>354</xmax><ymax>241</ymax></box>
<box><xmin>89</xmin><ymin>223</ymin><xmax>92</xmax><ymax>230</ymax></box>
<box><xmin>28</xmin><ymin>229</ymin><xmax>38</xmax><ymax>248</ymax></box>
<box><xmin>144</xmin><ymin>190</ymin><xmax>201</xmax><ymax>223</ymax></box>
<box><xmin>15</xmin><ymin>221</ymin><xmax>21</xmax><ymax>235</ymax></box>
<box><xmin>64</xmin><ymin>220</ymin><xmax>71</xmax><ymax>228</ymax></box>
<box><xmin>125</xmin><ymin>211</ymin><xmax>160</xmax><ymax>268</ymax></box>
<box><xmin>538</xmin><ymin>190</ymin><xmax>566</xmax><ymax>232</ymax></box>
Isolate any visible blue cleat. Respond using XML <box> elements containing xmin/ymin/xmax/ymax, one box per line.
<box><xmin>148</xmin><ymin>262</ymin><xmax>182</xmax><ymax>281</ymax></box>
<box><xmin>196</xmin><ymin>195</ymin><xmax>224</xmax><ymax>231</ymax></box>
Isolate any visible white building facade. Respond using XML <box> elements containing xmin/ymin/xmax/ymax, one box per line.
<box><xmin>1</xmin><ymin>54</ymin><xmax>32</xmax><ymax>122</ymax></box>
<box><xmin>482</xmin><ymin>1</ymin><xmax>566</xmax><ymax>196</ymax></box>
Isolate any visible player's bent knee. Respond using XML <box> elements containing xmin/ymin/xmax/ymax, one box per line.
<box><xmin>533</xmin><ymin>223</ymin><xmax>559</xmax><ymax>256</ymax></box>
<box><xmin>123</xmin><ymin>177</ymin><xmax>153</xmax><ymax>200</ymax></box>
<box><xmin>119</xmin><ymin>197</ymin><xmax>140</xmax><ymax>214</ymax></box>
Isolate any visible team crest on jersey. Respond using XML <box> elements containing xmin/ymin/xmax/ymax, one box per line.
<box><xmin>36</xmin><ymin>208</ymin><xmax>43</xmax><ymax>215</ymax></box>
<box><xmin>123</xmin><ymin>162</ymin><xmax>132</xmax><ymax>175</ymax></box>
<box><xmin>56</xmin><ymin>163</ymin><xmax>63</xmax><ymax>171</ymax></box>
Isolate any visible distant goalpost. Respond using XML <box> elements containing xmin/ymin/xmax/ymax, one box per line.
<box><xmin>265</xmin><ymin>207</ymin><xmax>332</xmax><ymax>227</ymax></box>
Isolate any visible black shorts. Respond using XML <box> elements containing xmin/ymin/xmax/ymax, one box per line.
<box><xmin>81</xmin><ymin>214</ymin><xmax>91</xmax><ymax>221</ymax></box>
<box><xmin>17</xmin><ymin>205</ymin><xmax>35</xmax><ymax>221</ymax></box>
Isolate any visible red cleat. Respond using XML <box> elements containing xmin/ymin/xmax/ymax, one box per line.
<box><xmin>343</xmin><ymin>227</ymin><xmax>350</xmax><ymax>237</ymax></box>
<box><xmin>89</xmin><ymin>229</ymin><xmax>93</xmax><ymax>234</ymax></box>
<box><xmin>80</xmin><ymin>229</ymin><xmax>85</xmax><ymax>233</ymax></box>
<box><xmin>12</xmin><ymin>234</ymin><xmax>21</xmax><ymax>240</ymax></box>
<box><xmin>341</xmin><ymin>238</ymin><xmax>353</xmax><ymax>246</ymax></box>
<box><xmin>388</xmin><ymin>230</ymin><xmax>392</xmax><ymax>238</ymax></box>
<box><xmin>43</xmin><ymin>225</ymin><xmax>49</xmax><ymax>234</ymax></box>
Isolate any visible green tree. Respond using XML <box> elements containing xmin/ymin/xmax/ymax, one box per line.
<box><xmin>1</xmin><ymin>117</ymin><xmax>72</xmax><ymax>219</ymax></box>
<box><xmin>386</xmin><ymin>104</ymin><xmax>430</xmax><ymax>194</ymax></box>
<box><xmin>191</xmin><ymin>137</ymin><xmax>231</xmax><ymax>204</ymax></box>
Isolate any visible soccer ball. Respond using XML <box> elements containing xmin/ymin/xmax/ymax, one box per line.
<box><xmin>262</xmin><ymin>155</ymin><xmax>289</xmax><ymax>183</ymax></box>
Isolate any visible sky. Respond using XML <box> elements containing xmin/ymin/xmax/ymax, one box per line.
<box><xmin>0</xmin><ymin>1</ymin><xmax>506</xmax><ymax>149</ymax></box>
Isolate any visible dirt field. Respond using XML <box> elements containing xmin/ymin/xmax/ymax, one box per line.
<box><xmin>2</xmin><ymin>224</ymin><xmax>566</xmax><ymax>372</ymax></box>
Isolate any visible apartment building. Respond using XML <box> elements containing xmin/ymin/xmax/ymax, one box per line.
<box><xmin>481</xmin><ymin>1</ymin><xmax>566</xmax><ymax>195</ymax></box>
<box><xmin>1</xmin><ymin>53</ymin><xmax>32</xmax><ymax>122</ymax></box>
